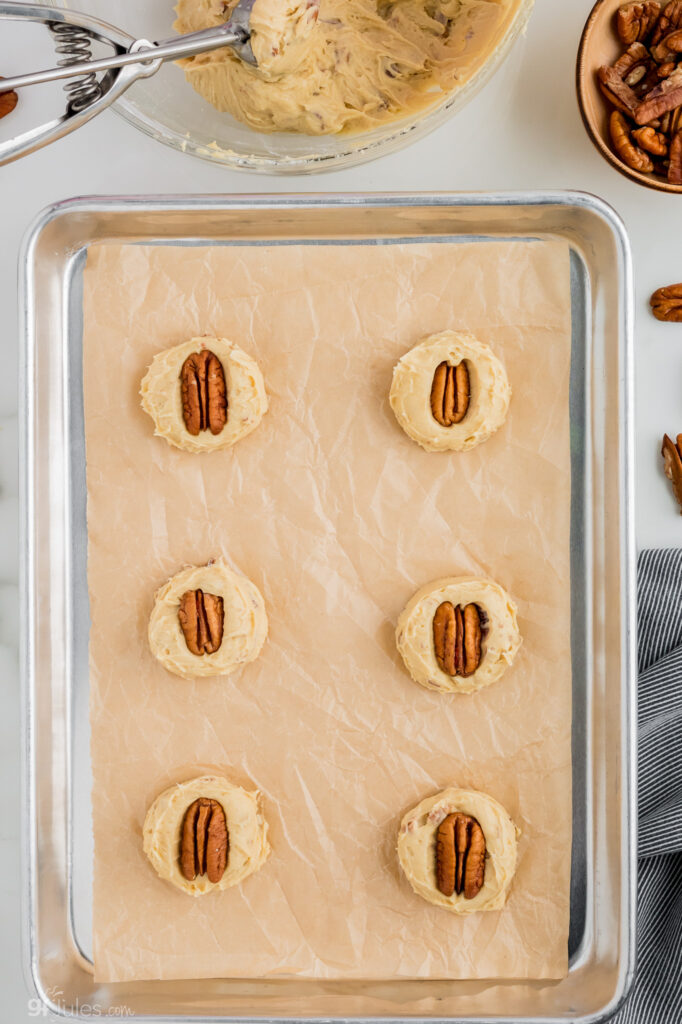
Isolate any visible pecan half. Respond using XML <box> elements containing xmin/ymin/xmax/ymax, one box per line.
<box><xmin>662</xmin><ymin>433</ymin><xmax>682</xmax><ymax>511</ymax></box>
<box><xmin>668</xmin><ymin>125</ymin><xmax>682</xmax><ymax>178</ymax></box>
<box><xmin>652</xmin><ymin>26</ymin><xmax>682</xmax><ymax>60</ymax></box>
<box><xmin>617</xmin><ymin>2</ymin><xmax>662</xmax><ymax>43</ymax></box>
<box><xmin>0</xmin><ymin>79</ymin><xmax>18</xmax><ymax>120</ymax></box>
<box><xmin>433</xmin><ymin>601</ymin><xmax>484</xmax><ymax>678</ymax></box>
<box><xmin>632</xmin><ymin>124</ymin><xmax>669</xmax><ymax>152</ymax></box>
<box><xmin>651</xmin><ymin>282</ymin><xmax>682</xmax><ymax>319</ymax></box>
<box><xmin>636</xmin><ymin>67</ymin><xmax>682</xmax><ymax>120</ymax></box>
<box><xmin>180</xmin><ymin>797</ymin><xmax>229</xmax><ymax>883</ymax></box>
<box><xmin>178</xmin><ymin>589</ymin><xmax>224</xmax><ymax>656</ymax></box>
<box><xmin>435</xmin><ymin>813</ymin><xmax>486</xmax><ymax>900</ymax></box>
<box><xmin>598</xmin><ymin>65</ymin><xmax>642</xmax><ymax>115</ymax></box>
<box><xmin>180</xmin><ymin>350</ymin><xmax>228</xmax><ymax>436</ymax></box>
<box><xmin>614</xmin><ymin>40</ymin><xmax>651</xmax><ymax>75</ymax></box>
<box><xmin>651</xmin><ymin>0</ymin><xmax>682</xmax><ymax>44</ymax></box>
<box><xmin>610</xmin><ymin>110</ymin><xmax>655</xmax><ymax>169</ymax></box>
<box><xmin>430</xmin><ymin>361</ymin><xmax>470</xmax><ymax>426</ymax></box>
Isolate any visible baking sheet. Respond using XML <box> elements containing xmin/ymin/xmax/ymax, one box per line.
<box><xmin>82</xmin><ymin>237</ymin><xmax>573</xmax><ymax>984</ymax></box>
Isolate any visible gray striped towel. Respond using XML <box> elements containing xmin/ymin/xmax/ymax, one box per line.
<box><xmin>614</xmin><ymin>549</ymin><xmax>682</xmax><ymax>1021</ymax></box>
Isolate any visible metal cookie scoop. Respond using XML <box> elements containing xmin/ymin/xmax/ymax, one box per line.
<box><xmin>0</xmin><ymin>0</ymin><xmax>258</xmax><ymax>166</ymax></box>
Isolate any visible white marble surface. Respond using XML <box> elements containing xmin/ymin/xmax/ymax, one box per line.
<box><xmin>1</xmin><ymin>0</ymin><xmax>679</xmax><ymax>1018</ymax></box>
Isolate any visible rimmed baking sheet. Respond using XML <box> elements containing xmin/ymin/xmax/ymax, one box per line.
<box><xmin>22</xmin><ymin>193</ymin><xmax>635</xmax><ymax>1023</ymax></box>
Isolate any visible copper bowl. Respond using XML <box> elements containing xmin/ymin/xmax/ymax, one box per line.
<box><xmin>577</xmin><ymin>0</ymin><xmax>682</xmax><ymax>193</ymax></box>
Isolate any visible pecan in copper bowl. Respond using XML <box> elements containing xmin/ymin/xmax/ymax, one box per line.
<box><xmin>578</xmin><ymin>0</ymin><xmax>682</xmax><ymax>192</ymax></box>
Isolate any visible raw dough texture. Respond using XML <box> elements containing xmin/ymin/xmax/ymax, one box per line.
<box><xmin>143</xmin><ymin>774</ymin><xmax>271</xmax><ymax>896</ymax></box>
<box><xmin>248</xmin><ymin>0</ymin><xmax>320</xmax><ymax>76</ymax></box>
<box><xmin>174</xmin><ymin>0</ymin><xmax>521</xmax><ymax>135</ymax></box>
<box><xmin>398</xmin><ymin>787</ymin><xmax>518</xmax><ymax>913</ymax></box>
<box><xmin>396</xmin><ymin>576</ymin><xmax>521</xmax><ymax>695</ymax></box>
<box><xmin>149</xmin><ymin>560</ymin><xmax>268</xmax><ymax>678</ymax></box>
<box><xmin>389</xmin><ymin>330</ymin><xmax>511</xmax><ymax>452</ymax></box>
<box><xmin>140</xmin><ymin>336</ymin><xmax>268</xmax><ymax>453</ymax></box>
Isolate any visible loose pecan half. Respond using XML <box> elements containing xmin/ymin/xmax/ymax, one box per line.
<box><xmin>668</xmin><ymin>125</ymin><xmax>682</xmax><ymax>178</ymax></box>
<box><xmin>613</xmin><ymin>40</ymin><xmax>652</xmax><ymax>83</ymax></box>
<box><xmin>178</xmin><ymin>589</ymin><xmax>224</xmax><ymax>656</ymax></box>
<box><xmin>636</xmin><ymin>67</ymin><xmax>682</xmax><ymax>121</ymax></box>
<box><xmin>652</xmin><ymin>26</ymin><xmax>682</xmax><ymax>60</ymax></box>
<box><xmin>651</xmin><ymin>0</ymin><xmax>682</xmax><ymax>44</ymax></box>
<box><xmin>651</xmin><ymin>282</ymin><xmax>682</xmax><ymax>319</ymax></box>
<box><xmin>657</xmin><ymin>59</ymin><xmax>678</xmax><ymax>76</ymax></box>
<box><xmin>662</xmin><ymin>433</ymin><xmax>682</xmax><ymax>511</ymax></box>
<box><xmin>0</xmin><ymin>79</ymin><xmax>18</xmax><ymax>120</ymax></box>
<box><xmin>598</xmin><ymin>65</ymin><xmax>642</xmax><ymax>115</ymax></box>
<box><xmin>617</xmin><ymin>1</ymin><xmax>662</xmax><ymax>43</ymax></box>
<box><xmin>610</xmin><ymin>110</ymin><xmax>655</xmax><ymax>169</ymax></box>
<box><xmin>632</xmin><ymin>124</ymin><xmax>670</xmax><ymax>152</ymax></box>
<box><xmin>180</xmin><ymin>797</ymin><xmax>229</xmax><ymax>883</ymax></box>
<box><xmin>433</xmin><ymin>601</ymin><xmax>484</xmax><ymax>678</ymax></box>
<box><xmin>430</xmin><ymin>361</ymin><xmax>470</xmax><ymax>427</ymax></box>
<box><xmin>180</xmin><ymin>350</ymin><xmax>228</xmax><ymax>436</ymax></box>
<box><xmin>435</xmin><ymin>813</ymin><xmax>486</xmax><ymax>900</ymax></box>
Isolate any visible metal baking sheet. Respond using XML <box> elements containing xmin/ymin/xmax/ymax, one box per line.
<box><xmin>20</xmin><ymin>192</ymin><xmax>636</xmax><ymax>1022</ymax></box>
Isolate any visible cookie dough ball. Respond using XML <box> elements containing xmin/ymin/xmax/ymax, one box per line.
<box><xmin>140</xmin><ymin>336</ymin><xmax>268</xmax><ymax>453</ymax></box>
<box><xmin>398</xmin><ymin>787</ymin><xmax>518</xmax><ymax>914</ymax></box>
<box><xmin>389</xmin><ymin>331</ymin><xmax>511</xmax><ymax>452</ymax></box>
<box><xmin>143</xmin><ymin>774</ymin><xmax>271</xmax><ymax>896</ymax></box>
<box><xmin>396</xmin><ymin>576</ymin><xmax>521</xmax><ymax>695</ymax></box>
<box><xmin>149</xmin><ymin>560</ymin><xmax>267</xmax><ymax>679</ymax></box>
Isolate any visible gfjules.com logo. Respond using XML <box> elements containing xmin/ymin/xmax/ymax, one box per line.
<box><xmin>28</xmin><ymin>987</ymin><xmax>133</xmax><ymax>1017</ymax></box>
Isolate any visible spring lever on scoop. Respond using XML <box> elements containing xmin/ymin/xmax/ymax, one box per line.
<box><xmin>48</xmin><ymin>22</ymin><xmax>103</xmax><ymax>113</ymax></box>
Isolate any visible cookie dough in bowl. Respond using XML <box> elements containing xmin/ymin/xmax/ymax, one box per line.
<box><xmin>143</xmin><ymin>774</ymin><xmax>271</xmax><ymax>896</ymax></box>
<box><xmin>174</xmin><ymin>0</ymin><xmax>526</xmax><ymax>136</ymax></box>
<box><xmin>149</xmin><ymin>560</ymin><xmax>268</xmax><ymax>679</ymax></box>
<box><xmin>398</xmin><ymin>787</ymin><xmax>518</xmax><ymax>913</ymax></box>
<box><xmin>140</xmin><ymin>336</ymin><xmax>268</xmax><ymax>453</ymax></box>
<box><xmin>396</xmin><ymin>576</ymin><xmax>521</xmax><ymax>695</ymax></box>
<box><xmin>389</xmin><ymin>331</ymin><xmax>511</xmax><ymax>452</ymax></box>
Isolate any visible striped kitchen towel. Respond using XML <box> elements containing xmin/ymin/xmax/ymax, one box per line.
<box><xmin>615</xmin><ymin>549</ymin><xmax>682</xmax><ymax>1021</ymax></box>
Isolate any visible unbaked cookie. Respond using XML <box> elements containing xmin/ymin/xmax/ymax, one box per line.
<box><xmin>143</xmin><ymin>774</ymin><xmax>270</xmax><ymax>896</ymax></box>
<box><xmin>389</xmin><ymin>331</ymin><xmax>511</xmax><ymax>452</ymax></box>
<box><xmin>149</xmin><ymin>560</ymin><xmax>268</xmax><ymax>679</ymax></box>
<box><xmin>396</xmin><ymin>576</ymin><xmax>521</xmax><ymax>695</ymax></box>
<box><xmin>397</xmin><ymin>787</ymin><xmax>518</xmax><ymax>914</ymax></box>
<box><xmin>140</xmin><ymin>336</ymin><xmax>268</xmax><ymax>453</ymax></box>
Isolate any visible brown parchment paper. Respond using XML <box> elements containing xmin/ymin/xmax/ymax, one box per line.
<box><xmin>83</xmin><ymin>238</ymin><xmax>573</xmax><ymax>984</ymax></box>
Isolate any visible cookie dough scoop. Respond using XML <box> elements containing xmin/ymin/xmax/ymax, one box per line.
<box><xmin>0</xmin><ymin>0</ymin><xmax>261</xmax><ymax>166</ymax></box>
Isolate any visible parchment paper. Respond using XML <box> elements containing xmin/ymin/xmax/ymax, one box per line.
<box><xmin>83</xmin><ymin>238</ymin><xmax>573</xmax><ymax>984</ymax></box>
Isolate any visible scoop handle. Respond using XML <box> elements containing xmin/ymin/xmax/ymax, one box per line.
<box><xmin>0</xmin><ymin>23</ymin><xmax>253</xmax><ymax>93</ymax></box>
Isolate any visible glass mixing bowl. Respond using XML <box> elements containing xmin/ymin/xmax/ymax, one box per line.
<box><xmin>46</xmin><ymin>0</ymin><xmax>534</xmax><ymax>174</ymax></box>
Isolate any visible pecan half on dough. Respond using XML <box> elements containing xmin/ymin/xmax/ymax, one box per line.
<box><xmin>178</xmin><ymin>589</ymin><xmax>224</xmax><ymax>655</ymax></box>
<box><xmin>435</xmin><ymin>812</ymin><xmax>486</xmax><ymax>899</ymax></box>
<box><xmin>180</xmin><ymin>350</ymin><xmax>228</xmax><ymax>436</ymax></box>
<box><xmin>180</xmin><ymin>797</ymin><xmax>229</xmax><ymax>883</ymax></box>
<box><xmin>430</xmin><ymin>361</ymin><xmax>470</xmax><ymax>426</ymax></box>
<box><xmin>433</xmin><ymin>601</ymin><xmax>483</xmax><ymax>678</ymax></box>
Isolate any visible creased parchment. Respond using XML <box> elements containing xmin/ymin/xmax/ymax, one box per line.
<box><xmin>83</xmin><ymin>239</ymin><xmax>573</xmax><ymax>984</ymax></box>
